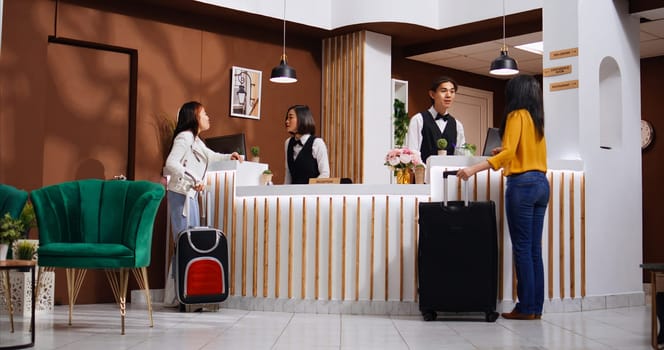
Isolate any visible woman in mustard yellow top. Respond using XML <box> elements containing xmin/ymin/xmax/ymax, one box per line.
<box><xmin>458</xmin><ymin>75</ymin><xmax>549</xmax><ymax>321</ymax></box>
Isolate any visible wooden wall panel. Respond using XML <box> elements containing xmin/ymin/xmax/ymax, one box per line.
<box><xmin>321</xmin><ymin>32</ymin><xmax>365</xmax><ymax>183</ymax></box>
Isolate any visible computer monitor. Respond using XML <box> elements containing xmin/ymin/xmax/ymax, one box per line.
<box><xmin>482</xmin><ymin>128</ymin><xmax>502</xmax><ymax>157</ymax></box>
<box><xmin>205</xmin><ymin>133</ymin><xmax>246</xmax><ymax>156</ymax></box>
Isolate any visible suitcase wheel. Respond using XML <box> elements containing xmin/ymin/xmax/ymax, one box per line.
<box><xmin>422</xmin><ymin>310</ymin><xmax>437</xmax><ymax>322</ymax></box>
<box><xmin>485</xmin><ymin>311</ymin><xmax>499</xmax><ymax>322</ymax></box>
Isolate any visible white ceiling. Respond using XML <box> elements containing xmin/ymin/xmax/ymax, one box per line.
<box><xmin>408</xmin><ymin>18</ymin><xmax>664</xmax><ymax>78</ymax></box>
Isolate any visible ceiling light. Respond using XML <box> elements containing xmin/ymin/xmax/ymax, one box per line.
<box><xmin>515</xmin><ymin>41</ymin><xmax>543</xmax><ymax>55</ymax></box>
<box><xmin>270</xmin><ymin>0</ymin><xmax>297</xmax><ymax>83</ymax></box>
<box><xmin>490</xmin><ymin>0</ymin><xmax>519</xmax><ymax>76</ymax></box>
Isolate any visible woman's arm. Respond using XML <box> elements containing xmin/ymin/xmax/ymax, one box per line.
<box><xmin>456</xmin><ymin>160</ymin><xmax>491</xmax><ymax>180</ymax></box>
<box><xmin>163</xmin><ymin>132</ymin><xmax>193</xmax><ymax>178</ymax></box>
<box><xmin>200</xmin><ymin>138</ymin><xmax>242</xmax><ymax>162</ymax></box>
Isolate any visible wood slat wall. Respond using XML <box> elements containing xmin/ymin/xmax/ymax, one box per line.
<box><xmin>321</xmin><ymin>32</ymin><xmax>365</xmax><ymax>183</ymax></box>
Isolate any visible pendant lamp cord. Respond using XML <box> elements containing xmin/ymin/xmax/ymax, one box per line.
<box><xmin>501</xmin><ymin>0</ymin><xmax>506</xmax><ymax>50</ymax></box>
<box><xmin>282</xmin><ymin>0</ymin><xmax>286</xmax><ymax>58</ymax></box>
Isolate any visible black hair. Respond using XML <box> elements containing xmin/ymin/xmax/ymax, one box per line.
<box><xmin>172</xmin><ymin>101</ymin><xmax>203</xmax><ymax>143</ymax></box>
<box><xmin>429</xmin><ymin>76</ymin><xmax>458</xmax><ymax>104</ymax></box>
<box><xmin>500</xmin><ymin>75</ymin><xmax>544</xmax><ymax>139</ymax></box>
<box><xmin>286</xmin><ymin>105</ymin><xmax>316</xmax><ymax>135</ymax></box>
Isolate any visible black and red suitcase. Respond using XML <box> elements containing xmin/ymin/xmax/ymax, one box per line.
<box><xmin>175</xmin><ymin>192</ymin><xmax>229</xmax><ymax>311</ymax></box>
<box><xmin>418</xmin><ymin>170</ymin><xmax>499</xmax><ymax>322</ymax></box>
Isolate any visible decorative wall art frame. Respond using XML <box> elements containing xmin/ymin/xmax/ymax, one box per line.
<box><xmin>230</xmin><ymin>66</ymin><xmax>262</xmax><ymax>120</ymax></box>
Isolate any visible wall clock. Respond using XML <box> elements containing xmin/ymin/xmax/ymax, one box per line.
<box><xmin>641</xmin><ymin>119</ymin><xmax>654</xmax><ymax>150</ymax></box>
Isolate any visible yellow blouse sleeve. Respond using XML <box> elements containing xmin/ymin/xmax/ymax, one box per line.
<box><xmin>487</xmin><ymin>109</ymin><xmax>547</xmax><ymax>176</ymax></box>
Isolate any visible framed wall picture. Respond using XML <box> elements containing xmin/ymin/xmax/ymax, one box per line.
<box><xmin>230</xmin><ymin>66</ymin><xmax>262</xmax><ymax>120</ymax></box>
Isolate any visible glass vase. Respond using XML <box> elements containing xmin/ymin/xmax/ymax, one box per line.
<box><xmin>395</xmin><ymin>168</ymin><xmax>412</xmax><ymax>184</ymax></box>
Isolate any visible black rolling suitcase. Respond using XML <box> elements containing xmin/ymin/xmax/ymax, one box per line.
<box><xmin>418</xmin><ymin>170</ymin><xmax>499</xmax><ymax>322</ymax></box>
<box><xmin>175</xmin><ymin>191</ymin><xmax>229</xmax><ymax>311</ymax></box>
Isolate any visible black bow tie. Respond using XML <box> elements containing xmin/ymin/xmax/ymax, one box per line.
<box><xmin>294</xmin><ymin>139</ymin><xmax>303</xmax><ymax>146</ymax></box>
<box><xmin>435</xmin><ymin>113</ymin><xmax>449</xmax><ymax>122</ymax></box>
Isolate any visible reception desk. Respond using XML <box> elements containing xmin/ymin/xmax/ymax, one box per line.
<box><xmin>199</xmin><ymin>157</ymin><xmax>587</xmax><ymax>315</ymax></box>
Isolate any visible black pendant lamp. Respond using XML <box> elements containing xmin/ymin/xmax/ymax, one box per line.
<box><xmin>490</xmin><ymin>0</ymin><xmax>519</xmax><ymax>76</ymax></box>
<box><xmin>270</xmin><ymin>0</ymin><xmax>297</xmax><ymax>83</ymax></box>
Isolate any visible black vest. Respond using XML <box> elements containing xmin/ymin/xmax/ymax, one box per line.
<box><xmin>287</xmin><ymin>136</ymin><xmax>320</xmax><ymax>184</ymax></box>
<box><xmin>420</xmin><ymin>110</ymin><xmax>457</xmax><ymax>162</ymax></box>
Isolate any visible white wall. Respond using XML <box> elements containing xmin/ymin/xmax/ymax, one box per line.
<box><xmin>543</xmin><ymin>0</ymin><xmax>642</xmax><ymax>297</ymax></box>
<box><xmin>362</xmin><ymin>31</ymin><xmax>392</xmax><ymax>185</ymax></box>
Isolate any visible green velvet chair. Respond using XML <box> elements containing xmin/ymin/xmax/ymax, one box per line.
<box><xmin>0</xmin><ymin>183</ymin><xmax>28</xmax><ymax>219</ymax></box>
<box><xmin>0</xmin><ymin>183</ymin><xmax>29</xmax><ymax>332</ymax></box>
<box><xmin>30</xmin><ymin>179</ymin><xmax>165</xmax><ymax>335</ymax></box>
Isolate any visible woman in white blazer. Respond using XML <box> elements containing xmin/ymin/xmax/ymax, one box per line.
<box><xmin>163</xmin><ymin>100</ymin><xmax>242</xmax><ymax>237</ymax></box>
<box><xmin>162</xmin><ymin>101</ymin><xmax>242</xmax><ymax>305</ymax></box>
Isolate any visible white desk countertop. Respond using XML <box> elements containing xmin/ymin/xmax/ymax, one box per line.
<box><xmin>236</xmin><ymin>184</ymin><xmax>429</xmax><ymax>197</ymax></box>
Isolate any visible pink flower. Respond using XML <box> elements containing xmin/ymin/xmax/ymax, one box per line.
<box><xmin>384</xmin><ymin>147</ymin><xmax>423</xmax><ymax>171</ymax></box>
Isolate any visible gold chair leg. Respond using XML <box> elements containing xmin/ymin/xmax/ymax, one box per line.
<box><xmin>132</xmin><ymin>267</ymin><xmax>153</xmax><ymax>327</ymax></box>
<box><xmin>2</xmin><ymin>270</ymin><xmax>14</xmax><ymax>333</ymax></box>
<box><xmin>65</xmin><ymin>268</ymin><xmax>87</xmax><ymax>326</ymax></box>
<box><xmin>105</xmin><ymin>269</ymin><xmax>129</xmax><ymax>335</ymax></box>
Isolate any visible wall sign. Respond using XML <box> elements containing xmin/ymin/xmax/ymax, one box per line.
<box><xmin>543</xmin><ymin>65</ymin><xmax>572</xmax><ymax>77</ymax></box>
<box><xmin>550</xmin><ymin>48</ymin><xmax>579</xmax><ymax>60</ymax></box>
<box><xmin>550</xmin><ymin>80</ymin><xmax>579</xmax><ymax>92</ymax></box>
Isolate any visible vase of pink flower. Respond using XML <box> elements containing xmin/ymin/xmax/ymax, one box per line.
<box><xmin>384</xmin><ymin>147</ymin><xmax>423</xmax><ymax>184</ymax></box>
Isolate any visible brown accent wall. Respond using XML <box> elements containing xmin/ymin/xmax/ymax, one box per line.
<box><xmin>641</xmin><ymin>56</ymin><xmax>664</xmax><ymax>280</ymax></box>
<box><xmin>0</xmin><ymin>0</ymin><xmax>321</xmax><ymax>303</ymax></box>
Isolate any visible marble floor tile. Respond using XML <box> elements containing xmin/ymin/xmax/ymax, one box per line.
<box><xmin>0</xmin><ymin>302</ymin><xmax>655</xmax><ymax>349</ymax></box>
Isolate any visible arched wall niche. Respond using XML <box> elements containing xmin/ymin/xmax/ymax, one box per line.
<box><xmin>599</xmin><ymin>56</ymin><xmax>622</xmax><ymax>150</ymax></box>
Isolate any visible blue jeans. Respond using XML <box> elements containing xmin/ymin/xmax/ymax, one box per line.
<box><xmin>166</xmin><ymin>191</ymin><xmax>200</xmax><ymax>276</ymax></box>
<box><xmin>505</xmin><ymin>171</ymin><xmax>550</xmax><ymax>315</ymax></box>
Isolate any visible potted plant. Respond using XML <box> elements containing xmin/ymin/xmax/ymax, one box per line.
<box><xmin>13</xmin><ymin>239</ymin><xmax>37</xmax><ymax>261</ymax></box>
<box><xmin>436</xmin><ymin>138</ymin><xmax>448</xmax><ymax>155</ymax></box>
<box><xmin>261</xmin><ymin>169</ymin><xmax>273</xmax><ymax>185</ymax></box>
<box><xmin>0</xmin><ymin>213</ymin><xmax>24</xmax><ymax>260</ymax></box>
<box><xmin>393</xmin><ymin>98</ymin><xmax>409</xmax><ymax>147</ymax></box>
<box><xmin>456</xmin><ymin>143</ymin><xmax>477</xmax><ymax>156</ymax></box>
<box><xmin>250</xmin><ymin>146</ymin><xmax>260</xmax><ymax>162</ymax></box>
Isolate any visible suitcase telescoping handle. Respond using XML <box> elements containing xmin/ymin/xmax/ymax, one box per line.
<box><xmin>200</xmin><ymin>189</ymin><xmax>210</xmax><ymax>227</ymax></box>
<box><xmin>442</xmin><ymin>170</ymin><xmax>469</xmax><ymax>207</ymax></box>
<box><xmin>185</xmin><ymin>188</ymin><xmax>210</xmax><ymax>228</ymax></box>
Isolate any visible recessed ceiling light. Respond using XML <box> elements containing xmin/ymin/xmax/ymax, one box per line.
<box><xmin>515</xmin><ymin>41</ymin><xmax>543</xmax><ymax>55</ymax></box>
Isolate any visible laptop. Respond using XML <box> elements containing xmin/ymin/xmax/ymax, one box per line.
<box><xmin>482</xmin><ymin>128</ymin><xmax>502</xmax><ymax>157</ymax></box>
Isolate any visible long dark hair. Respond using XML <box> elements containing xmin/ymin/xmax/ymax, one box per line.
<box><xmin>500</xmin><ymin>75</ymin><xmax>544</xmax><ymax>139</ymax></box>
<box><xmin>286</xmin><ymin>105</ymin><xmax>316</xmax><ymax>135</ymax></box>
<box><xmin>172</xmin><ymin>101</ymin><xmax>203</xmax><ymax>143</ymax></box>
